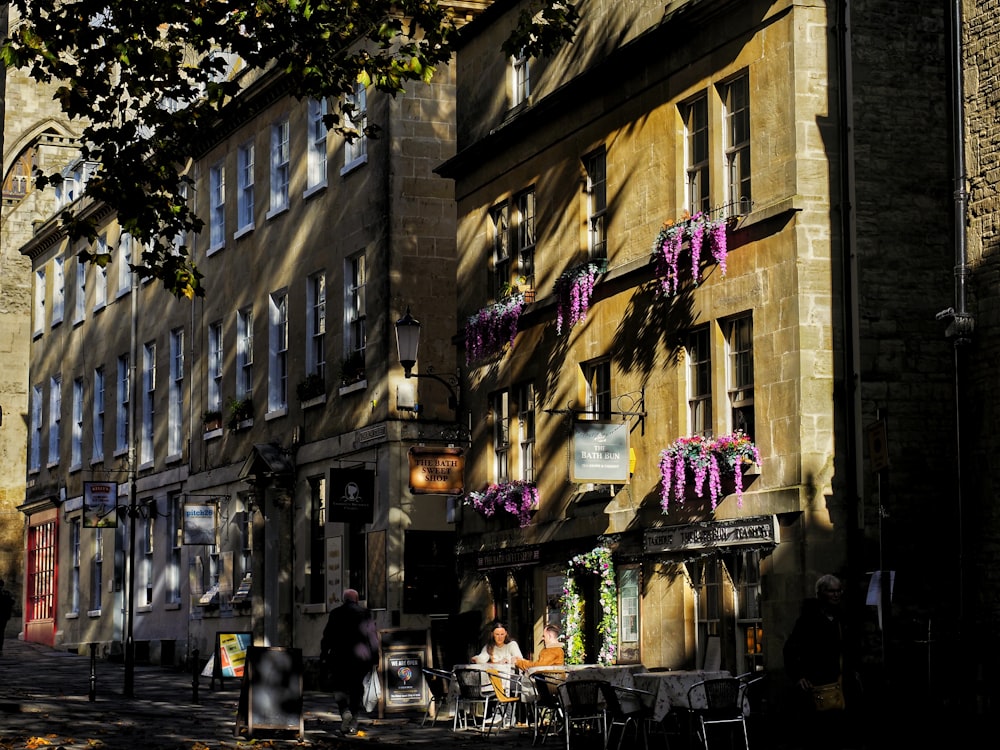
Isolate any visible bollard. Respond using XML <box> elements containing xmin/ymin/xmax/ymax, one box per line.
<box><xmin>89</xmin><ymin>643</ymin><xmax>97</xmax><ymax>701</ymax></box>
<box><xmin>192</xmin><ymin>648</ymin><xmax>200</xmax><ymax>703</ymax></box>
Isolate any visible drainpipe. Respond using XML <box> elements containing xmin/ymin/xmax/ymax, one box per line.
<box><xmin>836</xmin><ymin>0</ymin><xmax>865</xmax><ymax>675</ymax></box>
<box><xmin>935</xmin><ymin>0</ymin><xmax>975</xmax><ymax>708</ymax></box>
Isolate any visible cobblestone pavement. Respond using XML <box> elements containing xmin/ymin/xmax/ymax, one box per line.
<box><xmin>0</xmin><ymin>637</ymin><xmax>529</xmax><ymax>750</ymax></box>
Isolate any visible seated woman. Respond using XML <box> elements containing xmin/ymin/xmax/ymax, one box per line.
<box><xmin>515</xmin><ymin>624</ymin><xmax>565</xmax><ymax>671</ymax></box>
<box><xmin>471</xmin><ymin>621</ymin><xmax>524</xmax><ymax>667</ymax></box>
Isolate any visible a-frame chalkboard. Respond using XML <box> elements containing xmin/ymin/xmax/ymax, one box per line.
<box><xmin>234</xmin><ymin>646</ymin><xmax>304</xmax><ymax>738</ymax></box>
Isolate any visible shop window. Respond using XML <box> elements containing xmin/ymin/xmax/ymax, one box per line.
<box><xmin>618</xmin><ymin>565</ymin><xmax>640</xmax><ymax>663</ymax></box>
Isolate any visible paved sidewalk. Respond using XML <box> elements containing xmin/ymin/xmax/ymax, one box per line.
<box><xmin>0</xmin><ymin>636</ymin><xmax>530</xmax><ymax>750</ymax></box>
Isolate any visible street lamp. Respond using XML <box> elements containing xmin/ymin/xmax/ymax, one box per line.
<box><xmin>395</xmin><ymin>307</ymin><xmax>459</xmax><ymax>413</ymax></box>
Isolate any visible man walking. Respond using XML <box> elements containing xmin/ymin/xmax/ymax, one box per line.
<box><xmin>0</xmin><ymin>579</ymin><xmax>15</xmax><ymax>655</ymax></box>
<box><xmin>320</xmin><ymin>589</ymin><xmax>379</xmax><ymax>735</ymax></box>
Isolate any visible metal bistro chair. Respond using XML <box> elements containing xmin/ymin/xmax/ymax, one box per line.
<box><xmin>421</xmin><ymin>667</ymin><xmax>455</xmax><ymax>727</ymax></box>
<box><xmin>530</xmin><ymin>672</ymin><xmax>566</xmax><ymax>746</ymax></box>
<box><xmin>685</xmin><ymin>677</ymin><xmax>750</xmax><ymax>750</ymax></box>
<box><xmin>453</xmin><ymin>667</ymin><xmax>492</xmax><ymax>732</ymax></box>
<box><xmin>485</xmin><ymin>669</ymin><xmax>522</xmax><ymax>736</ymax></box>
<box><xmin>600</xmin><ymin>682</ymin><xmax>653</xmax><ymax>750</ymax></box>
<box><xmin>557</xmin><ymin>679</ymin><xmax>607</xmax><ymax>750</ymax></box>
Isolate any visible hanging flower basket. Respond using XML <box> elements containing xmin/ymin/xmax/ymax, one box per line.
<box><xmin>652</xmin><ymin>212</ymin><xmax>729</xmax><ymax>297</ymax></box>
<box><xmin>464</xmin><ymin>480</ymin><xmax>538</xmax><ymax>528</ymax></box>
<box><xmin>562</xmin><ymin>546</ymin><xmax>618</xmax><ymax>665</ymax></box>
<box><xmin>555</xmin><ymin>262</ymin><xmax>599</xmax><ymax>334</ymax></box>
<box><xmin>658</xmin><ymin>431</ymin><xmax>761</xmax><ymax>511</ymax></box>
<box><xmin>465</xmin><ymin>294</ymin><xmax>525</xmax><ymax>364</ymax></box>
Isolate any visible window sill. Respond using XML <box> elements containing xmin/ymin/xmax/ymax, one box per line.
<box><xmin>73</xmin><ymin>317</ymin><xmax>84</xmax><ymax>328</ymax></box>
<box><xmin>69</xmin><ymin>463</ymin><xmax>82</xmax><ymax>474</ymax></box>
<box><xmin>303</xmin><ymin>181</ymin><xmax>327</xmax><ymax>200</ymax></box>
<box><xmin>116</xmin><ymin>288</ymin><xmax>131</xmax><ymax>300</ymax></box>
<box><xmin>93</xmin><ymin>301</ymin><xmax>106</xmax><ymax>313</ymax></box>
<box><xmin>265</xmin><ymin>204</ymin><xmax>289</xmax><ymax>221</ymax></box>
<box><xmin>233</xmin><ymin>224</ymin><xmax>255</xmax><ymax>241</ymax></box>
<box><xmin>91</xmin><ymin>456</ymin><xmax>105</xmax><ymax>466</ymax></box>
<box><xmin>87</xmin><ymin>609</ymin><xmax>101</xmax><ymax>618</ymax></box>
<box><xmin>166</xmin><ymin>452</ymin><xmax>182</xmax><ymax>465</ymax></box>
<box><xmin>339</xmin><ymin>379</ymin><xmax>367</xmax><ymax>396</ymax></box>
<box><xmin>137</xmin><ymin>605</ymin><xmax>153</xmax><ymax>614</ymax></box>
<box><xmin>165</xmin><ymin>602</ymin><xmax>181</xmax><ymax>611</ymax></box>
<box><xmin>301</xmin><ymin>394</ymin><xmax>326</xmax><ymax>409</ymax></box>
<box><xmin>46</xmin><ymin>460</ymin><xmax>60</xmax><ymax>470</ymax></box>
<box><xmin>230</xmin><ymin>418</ymin><xmax>254</xmax><ymax>431</ymax></box>
<box><xmin>204</xmin><ymin>427</ymin><xmax>223</xmax><ymax>440</ymax></box>
<box><xmin>139</xmin><ymin>460</ymin><xmax>154</xmax><ymax>471</ymax></box>
<box><xmin>114</xmin><ymin>448</ymin><xmax>128</xmax><ymax>459</ymax></box>
<box><xmin>340</xmin><ymin>154</ymin><xmax>368</xmax><ymax>177</ymax></box>
<box><xmin>207</xmin><ymin>241</ymin><xmax>225</xmax><ymax>257</ymax></box>
<box><xmin>66</xmin><ymin>612</ymin><xmax>79</xmax><ymax>620</ymax></box>
<box><xmin>265</xmin><ymin>407</ymin><xmax>288</xmax><ymax>421</ymax></box>
<box><xmin>301</xmin><ymin>603</ymin><xmax>327</xmax><ymax>615</ymax></box>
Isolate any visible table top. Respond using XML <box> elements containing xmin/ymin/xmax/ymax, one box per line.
<box><xmin>634</xmin><ymin>670</ymin><xmax>735</xmax><ymax>723</ymax></box>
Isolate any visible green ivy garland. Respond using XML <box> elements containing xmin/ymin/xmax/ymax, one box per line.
<box><xmin>561</xmin><ymin>546</ymin><xmax>618</xmax><ymax>665</ymax></box>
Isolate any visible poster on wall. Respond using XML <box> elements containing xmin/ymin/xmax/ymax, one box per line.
<box><xmin>184</xmin><ymin>500</ymin><xmax>217</xmax><ymax>545</ymax></box>
<box><xmin>83</xmin><ymin>481</ymin><xmax>119</xmax><ymax>528</ymax></box>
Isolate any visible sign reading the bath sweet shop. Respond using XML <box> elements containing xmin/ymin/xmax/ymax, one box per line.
<box><xmin>407</xmin><ymin>447</ymin><xmax>465</xmax><ymax>495</ymax></box>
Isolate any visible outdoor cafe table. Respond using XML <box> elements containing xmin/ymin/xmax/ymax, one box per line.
<box><xmin>633</xmin><ymin>670</ymin><xmax>732</xmax><ymax>723</ymax></box>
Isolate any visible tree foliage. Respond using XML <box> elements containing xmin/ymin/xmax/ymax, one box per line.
<box><xmin>2</xmin><ymin>1</ymin><xmax>578</xmax><ymax>298</ymax></box>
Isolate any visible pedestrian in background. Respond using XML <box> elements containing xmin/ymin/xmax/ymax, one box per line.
<box><xmin>784</xmin><ymin>574</ymin><xmax>860</xmax><ymax>749</ymax></box>
<box><xmin>320</xmin><ymin>588</ymin><xmax>380</xmax><ymax>735</ymax></box>
<box><xmin>0</xmin><ymin>579</ymin><xmax>14</xmax><ymax>655</ymax></box>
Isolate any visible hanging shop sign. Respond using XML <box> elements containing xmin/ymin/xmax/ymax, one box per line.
<box><xmin>83</xmin><ymin>481</ymin><xmax>119</xmax><ymax>528</ymax></box>
<box><xmin>183</xmin><ymin>499</ymin><xmax>217</xmax><ymax>544</ymax></box>
<box><xmin>329</xmin><ymin>468</ymin><xmax>376</xmax><ymax>523</ymax></box>
<box><xmin>570</xmin><ymin>420</ymin><xmax>630</xmax><ymax>483</ymax></box>
<box><xmin>644</xmin><ymin>515</ymin><xmax>779</xmax><ymax>554</ymax></box>
<box><xmin>407</xmin><ymin>447</ymin><xmax>465</xmax><ymax>495</ymax></box>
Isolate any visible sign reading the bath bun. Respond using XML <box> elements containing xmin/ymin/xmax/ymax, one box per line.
<box><xmin>408</xmin><ymin>447</ymin><xmax>465</xmax><ymax>495</ymax></box>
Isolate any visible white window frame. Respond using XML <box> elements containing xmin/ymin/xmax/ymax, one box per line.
<box><xmin>725</xmin><ymin>315</ymin><xmax>755</xmax><ymax>438</ymax></box>
<box><xmin>236</xmin><ymin>142</ymin><xmax>255</xmax><ymax>235</ymax></box>
<box><xmin>268</xmin><ymin>118</ymin><xmax>290</xmax><ymax>216</ymax></box>
<box><xmin>117</xmin><ymin>232</ymin><xmax>134</xmax><ymax>298</ymax></box>
<box><xmin>306</xmin><ymin>272</ymin><xmax>326</xmax><ymax>379</ymax></box>
<box><xmin>209</xmin><ymin>160</ymin><xmax>226</xmax><ymax>251</ymax></box>
<box><xmin>168</xmin><ymin>328</ymin><xmax>184</xmax><ymax>457</ymax></box>
<box><xmin>51</xmin><ymin>257</ymin><xmax>65</xmax><ymax>326</ymax></box>
<box><xmin>167</xmin><ymin>494</ymin><xmax>182</xmax><ymax>604</ymax></box>
<box><xmin>73</xmin><ymin>257</ymin><xmax>86</xmax><ymax>325</ymax></box>
<box><xmin>492</xmin><ymin>390</ymin><xmax>510</xmax><ymax>483</ymax></box>
<box><xmin>583</xmin><ymin>359</ymin><xmax>612</xmax><ymax>420</ymax></box>
<box><xmin>48</xmin><ymin>374</ymin><xmax>61</xmax><ymax>465</ymax></box>
<box><xmin>141</xmin><ymin>342</ymin><xmax>155</xmax><ymax>466</ymax></box>
<box><xmin>723</xmin><ymin>74</ymin><xmax>751</xmax><ymax>216</ymax></box>
<box><xmin>30</xmin><ymin>384</ymin><xmax>43</xmax><ymax>471</ymax></box>
<box><xmin>687</xmin><ymin>326</ymin><xmax>712</xmax><ymax>438</ymax></box>
<box><xmin>33</xmin><ymin>269</ymin><xmax>45</xmax><ymax>337</ymax></box>
<box><xmin>70</xmin><ymin>519</ymin><xmax>81</xmax><ymax>614</ymax></box>
<box><xmin>512</xmin><ymin>48</ymin><xmax>530</xmax><ymax>107</ymax></box>
<box><xmin>585</xmin><ymin>150</ymin><xmax>607</xmax><ymax>261</ymax></box>
<box><xmin>268</xmin><ymin>291</ymin><xmax>288</xmax><ymax>413</ymax></box>
<box><xmin>93</xmin><ymin>366</ymin><xmax>105</xmax><ymax>462</ymax></box>
<box><xmin>237</xmin><ymin>307</ymin><xmax>253</xmax><ymax>401</ymax></box>
<box><xmin>142</xmin><ymin>501</ymin><xmax>154</xmax><ymax>606</ymax></box>
<box><xmin>517</xmin><ymin>382</ymin><xmax>535</xmax><ymax>483</ymax></box>
<box><xmin>343</xmin><ymin>84</ymin><xmax>368</xmax><ymax>171</ymax></box>
<box><xmin>208</xmin><ymin>320</ymin><xmax>223</xmax><ymax>413</ymax></box>
<box><xmin>491</xmin><ymin>202</ymin><xmax>510</xmax><ymax>300</ymax></box>
<box><xmin>94</xmin><ymin>235</ymin><xmax>108</xmax><ymax>310</ymax></box>
<box><xmin>306</xmin><ymin>98</ymin><xmax>329</xmax><ymax>194</ymax></box>
<box><xmin>345</xmin><ymin>254</ymin><xmax>366</xmax><ymax>357</ymax></box>
<box><xmin>685</xmin><ymin>94</ymin><xmax>710</xmax><ymax>215</ymax></box>
<box><xmin>71</xmin><ymin>377</ymin><xmax>84</xmax><ymax>469</ymax></box>
<box><xmin>116</xmin><ymin>354</ymin><xmax>130</xmax><ymax>455</ymax></box>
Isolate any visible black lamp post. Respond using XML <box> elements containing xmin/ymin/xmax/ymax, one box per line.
<box><xmin>395</xmin><ymin>307</ymin><xmax>459</xmax><ymax>413</ymax></box>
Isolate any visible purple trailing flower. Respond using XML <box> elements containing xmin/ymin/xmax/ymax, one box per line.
<box><xmin>465</xmin><ymin>480</ymin><xmax>538</xmax><ymax>528</ymax></box>
<box><xmin>555</xmin><ymin>263</ymin><xmax>598</xmax><ymax>334</ymax></box>
<box><xmin>465</xmin><ymin>294</ymin><xmax>524</xmax><ymax>363</ymax></box>
<box><xmin>652</xmin><ymin>215</ymin><xmax>730</xmax><ymax>297</ymax></box>
<box><xmin>659</xmin><ymin>431</ymin><xmax>760</xmax><ymax>511</ymax></box>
